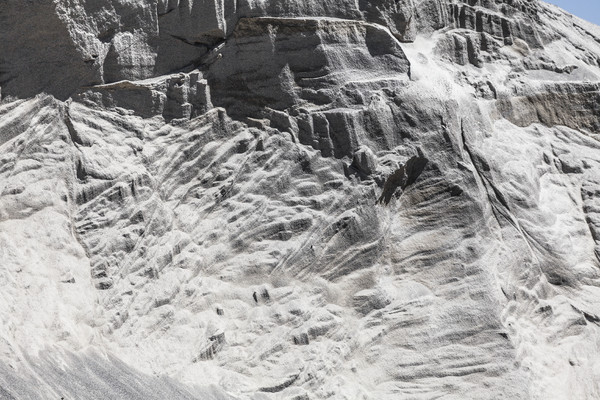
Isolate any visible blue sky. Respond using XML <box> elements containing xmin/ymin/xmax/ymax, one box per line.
<box><xmin>546</xmin><ymin>0</ymin><xmax>600</xmax><ymax>26</ymax></box>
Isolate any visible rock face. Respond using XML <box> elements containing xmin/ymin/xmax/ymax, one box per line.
<box><xmin>1</xmin><ymin>1</ymin><xmax>600</xmax><ymax>399</ymax></box>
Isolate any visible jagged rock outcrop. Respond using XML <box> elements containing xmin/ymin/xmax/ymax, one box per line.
<box><xmin>1</xmin><ymin>1</ymin><xmax>600</xmax><ymax>399</ymax></box>
<box><xmin>1</xmin><ymin>0</ymin><xmax>557</xmax><ymax>98</ymax></box>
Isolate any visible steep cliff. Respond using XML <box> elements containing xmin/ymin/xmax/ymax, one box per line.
<box><xmin>1</xmin><ymin>1</ymin><xmax>600</xmax><ymax>399</ymax></box>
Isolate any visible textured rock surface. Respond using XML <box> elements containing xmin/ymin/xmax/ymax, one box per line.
<box><xmin>1</xmin><ymin>1</ymin><xmax>600</xmax><ymax>399</ymax></box>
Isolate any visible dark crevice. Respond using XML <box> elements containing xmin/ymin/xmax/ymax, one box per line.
<box><xmin>97</xmin><ymin>27</ymin><xmax>116</xmax><ymax>43</ymax></box>
<box><xmin>572</xmin><ymin>304</ymin><xmax>600</xmax><ymax>326</ymax></box>
<box><xmin>75</xmin><ymin>159</ymin><xmax>88</xmax><ymax>181</ymax></box>
<box><xmin>168</xmin><ymin>34</ymin><xmax>213</xmax><ymax>49</ymax></box>
<box><xmin>583</xmin><ymin>311</ymin><xmax>600</xmax><ymax>326</ymax></box>
<box><xmin>259</xmin><ymin>372</ymin><xmax>301</xmax><ymax>393</ymax></box>
<box><xmin>63</xmin><ymin>104</ymin><xmax>85</xmax><ymax>147</ymax></box>
<box><xmin>377</xmin><ymin>155</ymin><xmax>428</xmax><ymax>205</ymax></box>
<box><xmin>158</xmin><ymin>7</ymin><xmax>177</xmax><ymax>18</ymax></box>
